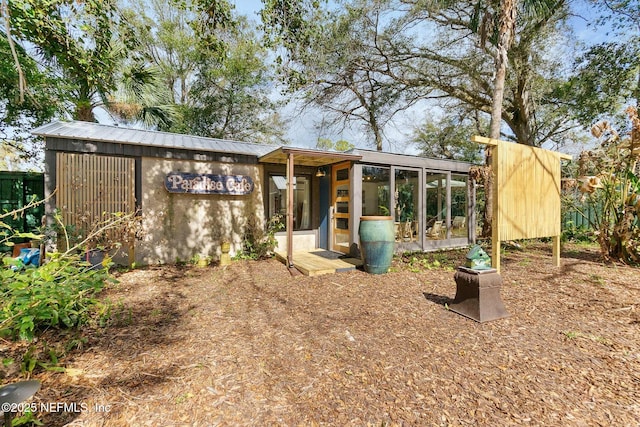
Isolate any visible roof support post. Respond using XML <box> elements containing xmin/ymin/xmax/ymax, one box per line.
<box><xmin>286</xmin><ymin>152</ymin><xmax>294</xmax><ymax>268</ymax></box>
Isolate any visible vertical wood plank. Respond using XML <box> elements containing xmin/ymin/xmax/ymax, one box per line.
<box><xmin>286</xmin><ymin>153</ymin><xmax>294</xmax><ymax>267</ymax></box>
<box><xmin>474</xmin><ymin>136</ymin><xmax>566</xmax><ymax>271</ymax></box>
<box><xmin>491</xmin><ymin>145</ymin><xmax>501</xmax><ymax>273</ymax></box>
<box><xmin>55</xmin><ymin>152</ymin><xmax>136</xmax><ymax>256</ymax></box>
<box><xmin>128</xmin><ymin>158</ymin><xmax>136</xmax><ymax>265</ymax></box>
<box><xmin>552</xmin><ymin>235</ymin><xmax>561</xmax><ymax>267</ymax></box>
<box><xmin>69</xmin><ymin>154</ymin><xmax>76</xmax><ymax>226</ymax></box>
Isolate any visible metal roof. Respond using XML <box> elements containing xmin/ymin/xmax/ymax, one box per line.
<box><xmin>32</xmin><ymin>120</ymin><xmax>279</xmax><ymax>158</ymax></box>
<box><xmin>355</xmin><ymin>148</ymin><xmax>472</xmax><ymax>172</ymax></box>
<box><xmin>32</xmin><ymin>121</ymin><xmax>476</xmax><ymax>171</ymax></box>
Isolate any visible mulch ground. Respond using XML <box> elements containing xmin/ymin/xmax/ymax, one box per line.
<box><xmin>2</xmin><ymin>242</ymin><xmax>639</xmax><ymax>426</ymax></box>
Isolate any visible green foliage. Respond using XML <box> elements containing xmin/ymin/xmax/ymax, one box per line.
<box><xmin>11</xmin><ymin>407</ymin><xmax>42</xmax><ymax>426</ymax></box>
<box><xmin>19</xmin><ymin>342</ymin><xmax>65</xmax><ymax>376</ymax></box>
<box><xmin>396</xmin><ymin>182</ymin><xmax>415</xmax><ymax>222</ymax></box>
<box><xmin>260</xmin><ymin>0</ymin><xmax>324</xmax><ymax>64</ymax></box>
<box><xmin>408</xmin><ymin>256</ymin><xmax>442</xmax><ymax>273</ymax></box>
<box><xmin>6</xmin><ymin>0</ymin><xmax>161</xmax><ymax>124</ymax></box>
<box><xmin>557</xmin><ymin>42</ymin><xmax>640</xmax><ymax>127</ymax></box>
<box><xmin>0</xmin><ymin>195</ymin><xmax>44</xmax><ymax>252</ymax></box>
<box><xmin>118</xmin><ymin>0</ymin><xmax>198</xmax><ymax>126</ymax></box>
<box><xmin>189</xmin><ymin>253</ymin><xmax>212</xmax><ymax>266</ymax></box>
<box><xmin>316</xmin><ymin>138</ymin><xmax>354</xmax><ymax>152</ymax></box>
<box><xmin>556</xmin><ymin>1</ymin><xmax>639</xmax><ymax>130</ymax></box>
<box><xmin>190</xmin><ymin>0</ymin><xmax>235</xmax><ymax>57</ymax></box>
<box><xmin>413</xmin><ymin>112</ymin><xmax>485</xmax><ymax>163</ymax></box>
<box><xmin>0</xmin><ymin>34</ymin><xmax>60</xmax><ymax>125</ymax></box>
<box><xmin>45</xmin><ymin>208</ymin><xmax>142</xmax><ymax>257</ymax></box>
<box><xmin>99</xmin><ymin>300</ymin><xmax>132</xmax><ymax>327</ymax></box>
<box><xmin>0</xmin><ymin>202</ymin><xmax>124</xmax><ymax>342</ymax></box>
<box><xmin>315</xmin><ymin>137</ymin><xmax>333</xmax><ymax>150</ymax></box>
<box><xmin>561</xmin><ymin>221</ymin><xmax>596</xmax><ymax>244</ymax></box>
<box><xmin>0</xmin><ymin>30</ymin><xmax>60</xmax><ymax>166</ymax></box>
<box><xmin>8</xmin><ymin>0</ymin><xmax>117</xmax><ymax>120</ymax></box>
<box><xmin>567</xmin><ymin>107</ymin><xmax>640</xmax><ymax>263</ymax></box>
<box><xmin>399</xmin><ymin>250</ymin><xmax>460</xmax><ymax>272</ymax></box>
<box><xmin>188</xmin><ymin>17</ymin><xmax>286</xmax><ymax>144</ymax></box>
<box><xmin>0</xmin><ymin>251</ymin><xmax>114</xmax><ymax>341</ymax></box>
<box><xmin>234</xmin><ymin>214</ymin><xmax>285</xmax><ymax>260</ymax></box>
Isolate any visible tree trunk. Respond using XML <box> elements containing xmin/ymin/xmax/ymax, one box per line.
<box><xmin>636</xmin><ymin>68</ymin><xmax>640</xmax><ymax>108</ymax></box>
<box><xmin>482</xmin><ymin>0</ymin><xmax>517</xmax><ymax>238</ymax></box>
<box><xmin>74</xmin><ymin>100</ymin><xmax>96</xmax><ymax>122</ymax></box>
<box><xmin>490</xmin><ymin>0</ymin><xmax>517</xmax><ymax>139</ymax></box>
<box><xmin>370</xmin><ymin>113</ymin><xmax>383</xmax><ymax>151</ymax></box>
<box><xmin>489</xmin><ymin>51</ymin><xmax>508</xmax><ymax>140</ymax></box>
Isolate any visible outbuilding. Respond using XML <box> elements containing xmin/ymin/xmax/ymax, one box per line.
<box><xmin>34</xmin><ymin>121</ymin><xmax>475</xmax><ymax>266</ymax></box>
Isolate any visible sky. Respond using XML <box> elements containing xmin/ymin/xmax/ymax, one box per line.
<box><xmin>231</xmin><ymin>0</ymin><xmax>377</xmax><ymax>152</ymax></box>
<box><xmin>227</xmin><ymin>0</ymin><xmax>615</xmax><ymax>156</ymax></box>
<box><xmin>98</xmin><ymin>0</ymin><xmax>618</xmax><ymax>158</ymax></box>
<box><xmin>233</xmin><ymin>0</ymin><xmax>264</xmax><ymax>19</ymax></box>
<box><xmin>5</xmin><ymin>0</ymin><xmax>621</xmax><ymax>172</ymax></box>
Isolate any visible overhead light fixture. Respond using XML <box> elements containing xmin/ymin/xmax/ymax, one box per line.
<box><xmin>315</xmin><ymin>167</ymin><xmax>326</xmax><ymax>177</ymax></box>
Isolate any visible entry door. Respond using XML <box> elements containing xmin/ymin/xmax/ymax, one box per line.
<box><xmin>332</xmin><ymin>162</ymin><xmax>351</xmax><ymax>254</ymax></box>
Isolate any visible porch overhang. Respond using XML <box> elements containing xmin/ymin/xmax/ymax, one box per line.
<box><xmin>259</xmin><ymin>147</ymin><xmax>362</xmax><ymax>275</ymax></box>
<box><xmin>259</xmin><ymin>147</ymin><xmax>362</xmax><ymax>166</ymax></box>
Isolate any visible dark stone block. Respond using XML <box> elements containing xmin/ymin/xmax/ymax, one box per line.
<box><xmin>449</xmin><ymin>267</ymin><xmax>509</xmax><ymax>323</ymax></box>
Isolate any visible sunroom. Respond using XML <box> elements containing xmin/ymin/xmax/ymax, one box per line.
<box><xmin>260</xmin><ymin>147</ymin><xmax>475</xmax><ymax>258</ymax></box>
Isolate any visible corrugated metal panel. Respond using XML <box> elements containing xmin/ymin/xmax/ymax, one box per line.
<box><xmin>33</xmin><ymin>121</ymin><xmax>277</xmax><ymax>157</ymax></box>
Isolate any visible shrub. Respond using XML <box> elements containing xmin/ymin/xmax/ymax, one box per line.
<box><xmin>1</xmin><ymin>200</ymin><xmax>128</xmax><ymax>341</ymax></box>
<box><xmin>234</xmin><ymin>214</ymin><xmax>285</xmax><ymax>260</ymax></box>
<box><xmin>566</xmin><ymin>106</ymin><xmax>640</xmax><ymax>262</ymax></box>
<box><xmin>0</xmin><ymin>252</ymin><xmax>114</xmax><ymax>341</ymax></box>
<box><xmin>561</xmin><ymin>221</ymin><xmax>596</xmax><ymax>243</ymax></box>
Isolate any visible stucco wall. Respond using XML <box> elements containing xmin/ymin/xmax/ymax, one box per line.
<box><xmin>274</xmin><ymin>231</ymin><xmax>317</xmax><ymax>253</ymax></box>
<box><xmin>137</xmin><ymin>158</ymin><xmax>264</xmax><ymax>265</ymax></box>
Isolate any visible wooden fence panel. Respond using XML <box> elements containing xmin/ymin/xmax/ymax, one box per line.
<box><xmin>496</xmin><ymin>142</ymin><xmax>562</xmax><ymax>240</ymax></box>
<box><xmin>473</xmin><ymin>136</ymin><xmax>571</xmax><ymax>271</ymax></box>
<box><xmin>56</xmin><ymin>153</ymin><xmax>135</xmax><ymax>242</ymax></box>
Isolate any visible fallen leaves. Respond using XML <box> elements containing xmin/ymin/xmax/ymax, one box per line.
<box><xmin>4</xmin><ymin>243</ymin><xmax>638</xmax><ymax>426</ymax></box>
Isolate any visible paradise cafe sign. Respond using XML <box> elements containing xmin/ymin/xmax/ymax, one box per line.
<box><xmin>165</xmin><ymin>172</ymin><xmax>254</xmax><ymax>195</ymax></box>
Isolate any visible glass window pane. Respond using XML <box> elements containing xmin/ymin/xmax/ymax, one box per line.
<box><xmin>395</xmin><ymin>169</ymin><xmax>419</xmax><ymax>241</ymax></box>
<box><xmin>335</xmin><ymin>230</ymin><xmax>349</xmax><ymax>248</ymax></box>
<box><xmin>336</xmin><ymin>168</ymin><xmax>349</xmax><ymax>181</ymax></box>
<box><xmin>268</xmin><ymin>176</ymin><xmax>286</xmax><ymax>221</ymax></box>
<box><xmin>268</xmin><ymin>175</ymin><xmax>311</xmax><ymax>230</ymax></box>
<box><xmin>425</xmin><ymin>172</ymin><xmax>447</xmax><ymax>240</ymax></box>
<box><xmin>361</xmin><ymin>166</ymin><xmax>390</xmax><ymax>216</ymax></box>
<box><xmin>451</xmin><ymin>174</ymin><xmax>468</xmax><ymax>237</ymax></box>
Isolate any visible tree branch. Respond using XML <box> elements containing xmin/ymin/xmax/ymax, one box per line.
<box><xmin>2</xmin><ymin>0</ymin><xmax>26</xmax><ymax>103</ymax></box>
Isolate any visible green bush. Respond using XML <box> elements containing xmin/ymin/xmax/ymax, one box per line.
<box><xmin>0</xmin><ymin>252</ymin><xmax>115</xmax><ymax>341</ymax></box>
<box><xmin>561</xmin><ymin>221</ymin><xmax>596</xmax><ymax>243</ymax></box>
<box><xmin>234</xmin><ymin>214</ymin><xmax>285</xmax><ymax>260</ymax></box>
<box><xmin>570</xmin><ymin>108</ymin><xmax>640</xmax><ymax>262</ymax></box>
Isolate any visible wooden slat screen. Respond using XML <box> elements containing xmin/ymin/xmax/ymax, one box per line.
<box><xmin>56</xmin><ymin>152</ymin><xmax>135</xmax><ymax>241</ymax></box>
<box><xmin>495</xmin><ymin>142</ymin><xmax>562</xmax><ymax>240</ymax></box>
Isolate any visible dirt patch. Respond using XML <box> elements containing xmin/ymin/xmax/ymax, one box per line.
<box><xmin>3</xmin><ymin>242</ymin><xmax>640</xmax><ymax>426</ymax></box>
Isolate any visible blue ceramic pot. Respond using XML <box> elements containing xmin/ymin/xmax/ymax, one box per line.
<box><xmin>359</xmin><ymin>216</ymin><xmax>394</xmax><ymax>274</ymax></box>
